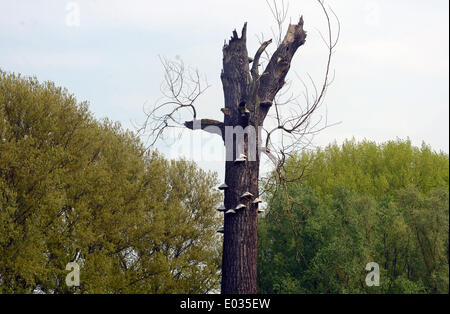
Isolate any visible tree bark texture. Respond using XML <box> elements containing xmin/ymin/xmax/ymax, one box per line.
<box><xmin>216</xmin><ymin>19</ymin><xmax>306</xmax><ymax>294</ymax></box>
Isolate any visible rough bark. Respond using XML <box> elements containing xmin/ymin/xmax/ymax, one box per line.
<box><xmin>258</xmin><ymin>16</ymin><xmax>306</xmax><ymax>122</ymax></box>
<box><xmin>219</xmin><ymin>24</ymin><xmax>256</xmax><ymax>294</ymax></box>
<box><xmin>186</xmin><ymin>18</ymin><xmax>306</xmax><ymax>294</ymax></box>
<box><xmin>218</xmin><ymin>18</ymin><xmax>306</xmax><ymax>294</ymax></box>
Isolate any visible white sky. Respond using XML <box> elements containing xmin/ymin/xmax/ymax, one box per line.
<box><xmin>1</xmin><ymin>0</ymin><xmax>448</xmax><ymax>179</ymax></box>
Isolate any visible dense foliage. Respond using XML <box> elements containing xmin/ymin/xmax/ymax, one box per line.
<box><xmin>258</xmin><ymin>139</ymin><xmax>449</xmax><ymax>293</ymax></box>
<box><xmin>0</xmin><ymin>71</ymin><xmax>222</xmax><ymax>293</ymax></box>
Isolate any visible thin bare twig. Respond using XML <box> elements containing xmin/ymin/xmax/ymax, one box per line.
<box><xmin>137</xmin><ymin>57</ymin><xmax>210</xmax><ymax>146</ymax></box>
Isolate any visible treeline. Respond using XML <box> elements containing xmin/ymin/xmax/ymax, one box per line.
<box><xmin>1</xmin><ymin>71</ymin><xmax>448</xmax><ymax>294</ymax></box>
<box><xmin>0</xmin><ymin>71</ymin><xmax>222</xmax><ymax>293</ymax></box>
<box><xmin>258</xmin><ymin>139</ymin><xmax>449</xmax><ymax>293</ymax></box>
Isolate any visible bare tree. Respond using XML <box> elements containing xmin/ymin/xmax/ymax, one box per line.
<box><xmin>139</xmin><ymin>0</ymin><xmax>339</xmax><ymax>294</ymax></box>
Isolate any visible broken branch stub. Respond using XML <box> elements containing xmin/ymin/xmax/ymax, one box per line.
<box><xmin>258</xmin><ymin>16</ymin><xmax>307</xmax><ymax>122</ymax></box>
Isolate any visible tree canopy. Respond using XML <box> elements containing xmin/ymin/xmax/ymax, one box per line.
<box><xmin>1</xmin><ymin>70</ymin><xmax>448</xmax><ymax>294</ymax></box>
<box><xmin>258</xmin><ymin>139</ymin><xmax>449</xmax><ymax>293</ymax></box>
<box><xmin>0</xmin><ymin>70</ymin><xmax>222</xmax><ymax>293</ymax></box>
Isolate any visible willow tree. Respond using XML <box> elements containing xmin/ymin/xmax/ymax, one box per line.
<box><xmin>142</xmin><ymin>0</ymin><xmax>339</xmax><ymax>293</ymax></box>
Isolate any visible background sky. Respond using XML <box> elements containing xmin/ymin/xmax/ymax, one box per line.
<box><xmin>1</xmin><ymin>0</ymin><xmax>448</xmax><ymax>179</ymax></box>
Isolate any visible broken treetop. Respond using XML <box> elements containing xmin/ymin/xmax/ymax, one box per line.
<box><xmin>185</xmin><ymin>17</ymin><xmax>306</xmax><ymax>136</ymax></box>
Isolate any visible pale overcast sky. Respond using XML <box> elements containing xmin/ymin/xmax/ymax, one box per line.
<box><xmin>1</xmin><ymin>0</ymin><xmax>448</xmax><ymax>178</ymax></box>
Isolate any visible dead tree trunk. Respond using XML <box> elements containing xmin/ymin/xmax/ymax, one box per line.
<box><xmin>144</xmin><ymin>1</ymin><xmax>338</xmax><ymax>293</ymax></box>
<box><xmin>219</xmin><ymin>20</ymin><xmax>306</xmax><ymax>294</ymax></box>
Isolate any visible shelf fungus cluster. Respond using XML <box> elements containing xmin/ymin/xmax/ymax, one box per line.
<box><xmin>216</xmin><ymin>182</ymin><xmax>265</xmax><ymax>234</ymax></box>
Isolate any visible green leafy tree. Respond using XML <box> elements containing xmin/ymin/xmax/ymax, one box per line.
<box><xmin>258</xmin><ymin>139</ymin><xmax>449</xmax><ymax>294</ymax></box>
<box><xmin>0</xmin><ymin>70</ymin><xmax>222</xmax><ymax>293</ymax></box>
